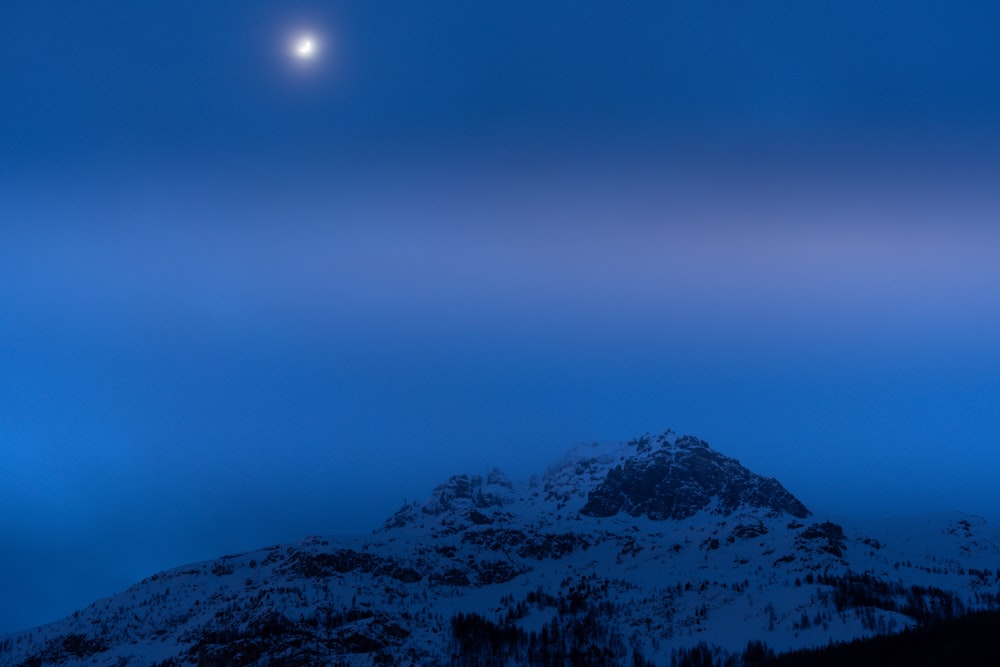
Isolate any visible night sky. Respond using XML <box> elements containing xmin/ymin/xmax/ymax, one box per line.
<box><xmin>3</xmin><ymin>1</ymin><xmax>1000</xmax><ymax>634</ymax></box>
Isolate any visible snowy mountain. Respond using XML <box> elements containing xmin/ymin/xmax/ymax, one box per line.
<box><xmin>3</xmin><ymin>430</ymin><xmax>999</xmax><ymax>666</ymax></box>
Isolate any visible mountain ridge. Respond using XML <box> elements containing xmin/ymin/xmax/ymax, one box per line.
<box><xmin>3</xmin><ymin>429</ymin><xmax>998</xmax><ymax>666</ymax></box>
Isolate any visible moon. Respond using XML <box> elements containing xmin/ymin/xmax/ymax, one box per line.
<box><xmin>291</xmin><ymin>34</ymin><xmax>319</xmax><ymax>61</ymax></box>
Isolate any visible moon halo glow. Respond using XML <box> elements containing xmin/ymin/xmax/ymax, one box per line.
<box><xmin>290</xmin><ymin>33</ymin><xmax>320</xmax><ymax>62</ymax></box>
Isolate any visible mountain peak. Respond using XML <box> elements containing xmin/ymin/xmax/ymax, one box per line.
<box><xmin>580</xmin><ymin>432</ymin><xmax>811</xmax><ymax>520</ymax></box>
<box><xmin>383</xmin><ymin>429</ymin><xmax>809</xmax><ymax>531</ymax></box>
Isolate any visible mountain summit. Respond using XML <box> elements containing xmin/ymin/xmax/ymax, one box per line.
<box><xmin>580</xmin><ymin>433</ymin><xmax>810</xmax><ymax>520</ymax></box>
<box><xmin>2</xmin><ymin>430</ymin><xmax>998</xmax><ymax>667</ymax></box>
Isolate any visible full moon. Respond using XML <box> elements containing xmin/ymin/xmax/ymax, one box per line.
<box><xmin>291</xmin><ymin>34</ymin><xmax>318</xmax><ymax>61</ymax></box>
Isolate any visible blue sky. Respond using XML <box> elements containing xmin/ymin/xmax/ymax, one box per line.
<box><xmin>3</xmin><ymin>1</ymin><xmax>1000</xmax><ymax>634</ymax></box>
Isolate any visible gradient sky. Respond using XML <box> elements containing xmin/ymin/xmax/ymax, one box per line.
<box><xmin>3</xmin><ymin>1</ymin><xmax>1000</xmax><ymax>634</ymax></box>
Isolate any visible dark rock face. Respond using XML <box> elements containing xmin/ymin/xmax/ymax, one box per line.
<box><xmin>732</xmin><ymin>520</ymin><xmax>769</xmax><ymax>539</ymax></box>
<box><xmin>797</xmin><ymin>521</ymin><xmax>847</xmax><ymax>557</ymax></box>
<box><xmin>21</xmin><ymin>633</ymin><xmax>110</xmax><ymax>666</ymax></box>
<box><xmin>183</xmin><ymin>610</ymin><xmax>407</xmax><ymax>666</ymax></box>
<box><xmin>391</xmin><ymin>567</ymin><xmax>423</xmax><ymax>583</ymax></box>
<box><xmin>426</xmin><ymin>474</ymin><xmax>480</xmax><ymax>514</ymax></box>
<box><xmin>280</xmin><ymin>548</ymin><xmax>388</xmax><ymax>578</ymax></box>
<box><xmin>423</xmin><ymin>473</ymin><xmax>511</xmax><ymax>516</ymax></box>
<box><xmin>381</xmin><ymin>470</ymin><xmax>515</xmax><ymax>530</ymax></box>
<box><xmin>468</xmin><ymin>509</ymin><xmax>494</xmax><ymax>525</ymax></box>
<box><xmin>461</xmin><ymin>528</ymin><xmax>589</xmax><ymax>560</ymax></box>
<box><xmin>433</xmin><ymin>568</ymin><xmax>471</xmax><ymax>586</ymax></box>
<box><xmin>580</xmin><ymin>435</ymin><xmax>810</xmax><ymax>520</ymax></box>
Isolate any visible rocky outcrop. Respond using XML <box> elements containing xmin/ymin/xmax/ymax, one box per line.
<box><xmin>381</xmin><ymin>470</ymin><xmax>516</xmax><ymax>531</ymax></box>
<box><xmin>460</xmin><ymin>528</ymin><xmax>590</xmax><ymax>560</ymax></box>
<box><xmin>580</xmin><ymin>435</ymin><xmax>810</xmax><ymax>520</ymax></box>
<box><xmin>797</xmin><ymin>521</ymin><xmax>847</xmax><ymax>557</ymax></box>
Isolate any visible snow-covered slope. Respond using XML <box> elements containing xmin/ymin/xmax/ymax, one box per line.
<box><xmin>3</xmin><ymin>431</ymin><xmax>999</xmax><ymax>666</ymax></box>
